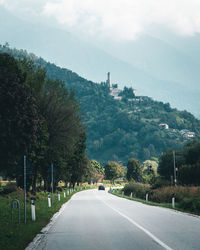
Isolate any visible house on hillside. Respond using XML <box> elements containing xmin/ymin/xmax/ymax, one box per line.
<box><xmin>159</xmin><ymin>123</ymin><xmax>169</xmax><ymax>130</ymax></box>
<box><xmin>182</xmin><ymin>131</ymin><xmax>195</xmax><ymax>139</ymax></box>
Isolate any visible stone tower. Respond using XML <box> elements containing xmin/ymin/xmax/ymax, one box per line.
<box><xmin>106</xmin><ymin>72</ymin><xmax>112</xmax><ymax>88</ymax></box>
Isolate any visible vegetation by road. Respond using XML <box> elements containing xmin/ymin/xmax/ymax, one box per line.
<box><xmin>0</xmin><ymin>185</ymin><xmax>92</xmax><ymax>250</ymax></box>
<box><xmin>110</xmin><ymin>185</ymin><xmax>200</xmax><ymax>215</ymax></box>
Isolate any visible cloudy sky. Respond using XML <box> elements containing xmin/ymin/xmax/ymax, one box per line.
<box><xmin>1</xmin><ymin>0</ymin><xmax>200</xmax><ymax>41</ymax></box>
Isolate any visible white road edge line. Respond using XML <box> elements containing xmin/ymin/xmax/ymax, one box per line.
<box><xmin>97</xmin><ymin>194</ymin><xmax>173</xmax><ymax>250</ymax></box>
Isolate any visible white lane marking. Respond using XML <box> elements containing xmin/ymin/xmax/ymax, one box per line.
<box><xmin>97</xmin><ymin>194</ymin><xmax>173</xmax><ymax>250</ymax></box>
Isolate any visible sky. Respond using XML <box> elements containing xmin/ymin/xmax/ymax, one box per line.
<box><xmin>1</xmin><ymin>0</ymin><xmax>200</xmax><ymax>41</ymax></box>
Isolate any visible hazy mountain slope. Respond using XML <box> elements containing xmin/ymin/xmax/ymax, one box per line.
<box><xmin>97</xmin><ymin>34</ymin><xmax>200</xmax><ymax>85</ymax></box>
<box><xmin>1</xmin><ymin>46</ymin><xmax>200</xmax><ymax>165</ymax></box>
<box><xmin>0</xmin><ymin>6</ymin><xmax>199</xmax><ymax>118</ymax></box>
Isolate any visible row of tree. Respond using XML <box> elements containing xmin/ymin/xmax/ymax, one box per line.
<box><xmin>122</xmin><ymin>140</ymin><xmax>200</xmax><ymax>186</ymax></box>
<box><xmin>0</xmin><ymin>53</ymin><xmax>89</xmax><ymax>192</ymax></box>
<box><xmin>158</xmin><ymin>140</ymin><xmax>200</xmax><ymax>185</ymax></box>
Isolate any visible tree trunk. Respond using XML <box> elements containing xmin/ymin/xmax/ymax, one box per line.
<box><xmin>32</xmin><ymin>167</ymin><xmax>38</xmax><ymax>194</ymax></box>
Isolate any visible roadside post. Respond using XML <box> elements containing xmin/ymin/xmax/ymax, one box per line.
<box><xmin>146</xmin><ymin>193</ymin><xmax>149</xmax><ymax>202</ymax></box>
<box><xmin>122</xmin><ymin>191</ymin><xmax>124</xmax><ymax>197</ymax></box>
<box><xmin>58</xmin><ymin>192</ymin><xmax>60</xmax><ymax>201</ymax></box>
<box><xmin>51</xmin><ymin>163</ymin><xmax>54</xmax><ymax>195</ymax></box>
<box><xmin>48</xmin><ymin>194</ymin><xmax>51</xmax><ymax>207</ymax></box>
<box><xmin>130</xmin><ymin>192</ymin><xmax>133</xmax><ymax>198</ymax></box>
<box><xmin>11</xmin><ymin>199</ymin><xmax>20</xmax><ymax>223</ymax></box>
<box><xmin>31</xmin><ymin>198</ymin><xmax>36</xmax><ymax>221</ymax></box>
<box><xmin>172</xmin><ymin>193</ymin><xmax>175</xmax><ymax>208</ymax></box>
<box><xmin>64</xmin><ymin>190</ymin><xmax>66</xmax><ymax>198</ymax></box>
<box><xmin>24</xmin><ymin>155</ymin><xmax>27</xmax><ymax>224</ymax></box>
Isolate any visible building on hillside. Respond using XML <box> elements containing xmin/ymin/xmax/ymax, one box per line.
<box><xmin>159</xmin><ymin>123</ymin><xmax>169</xmax><ymax>130</ymax></box>
<box><xmin>182</xmin><ymin>131</ymin><xmax>195</xmax><ymax>139</ymax></box>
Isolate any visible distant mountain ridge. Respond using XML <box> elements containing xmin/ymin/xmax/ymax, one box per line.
<box><xmin>0</xmin><ymin>6</ymin><xmax>200</xmax><ymax>118</ymax></box>
<box><xmin>1</xmin><ymin>46</ymin><xmax>200</xmax><ymax>164</ymax></box>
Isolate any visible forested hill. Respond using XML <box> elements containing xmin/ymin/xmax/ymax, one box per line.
<box><xmin>1</xmin><ymin>45</ymin><xmax>200</xmax><ymax>165</ymax></box>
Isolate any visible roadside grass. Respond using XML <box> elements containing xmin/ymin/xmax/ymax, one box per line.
<box><xmin>0</xmin><ymin>185</ymin><xmax>94</xmax><ymax>250</ymax></box>
<box><xmin>103</xmin><ymin>181</ymin><xmax>127</xmax><ymax>188</ymax></box>
<box><xmin>109</xmin><ymin>189</ymin><xmax>200</xmax><ymax>216</ymax></box>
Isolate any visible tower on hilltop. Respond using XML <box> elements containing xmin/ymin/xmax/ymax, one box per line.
<box><xmin>106</xmin><ymin>72</ymin><xmax>112</xmax><ymax>88</ymax></box>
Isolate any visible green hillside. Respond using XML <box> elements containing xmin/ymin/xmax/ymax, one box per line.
<box><xmin>1</xmin><ymin>45</ymin><xmax>200</xmax><ymax>165</ymax></box>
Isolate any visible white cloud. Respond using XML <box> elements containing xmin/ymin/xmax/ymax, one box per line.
<box><xmin>1</xmin><ymin>0</ymin><xmax>200</xmax><ymax>41</ymax></box>
<box><xmin>42</xmin><ymin>0</ymin><xmax>200</xmax><ymax>40</ymax></box>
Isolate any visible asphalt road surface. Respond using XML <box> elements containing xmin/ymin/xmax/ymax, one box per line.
<box><xmin>35</xmin><ymin>189</ymin><xmax>200</xmax><ymax>250</ymax></box>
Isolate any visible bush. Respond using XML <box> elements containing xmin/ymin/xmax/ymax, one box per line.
<box><xmin>152</xmin><ymin>177</ymin><xmax>171</xmax><ymax>189</ymax></box>
<box><xmin>150</xmin><ymin>186</ymin><xmax>200</xmax><ymax>203</ymax></box>
<box><xmin>2</xmin><ymin>182</ymin><xmax>18</xmax><ymax>194</ymax></box>
<box><xmin>56</xmin><ymin>186</ymin><xmax>63</xmax><ymax>192</ymax></box>
<box><xmin>179</xmin><ymin>198</ymin><xmax>200</xmax><ymax>213</ymax></box>
<box><xmin>123</xmin><ymin>182</ymin><xmax>150</xmax><ymax>199</ymax></box>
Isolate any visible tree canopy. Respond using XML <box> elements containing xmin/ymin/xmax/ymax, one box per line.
<box><xmin>0</xmin><ymin>53</ymin><xmax>89</xmax><ymax>192</ymax></box>
<box><xmin>105</xmin><ymin>161</ymin><xmax>124</xmax><ymax>183</ymax></box>
<box><xmin>158</xmin><ymin>140</ymin><xmax>200</xmax><ymax>185</ymax></box>
<box><xmin>126</xmin><ymin>158</ymin><xmax>142</xmax><ymax>182</ymax></box>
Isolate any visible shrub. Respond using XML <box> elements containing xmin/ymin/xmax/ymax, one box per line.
<box><xmin>179</xmin><ymin>198</ymin><xmax>200</xmax><ymax>213</ymax></box>
<box><xmin>152</xmin><ymin>177</ymin><xmax>171</xmax><ymax>189</ymax></box>
<box><xmin>150</xmin><ymin>186</ymin><xmax>200</xmax><ymax>203</ymax></box>
<box><xmin>2</xmin><ymin>182</ymin><xmax>18</xmax><ymax>194</ymax></box>
<box><xmin>123</xmin><ymin>182</ymin><xmax>150</xmax><ymax>199</ymax></box>
<box><xmin>56</xmin><ymin>186</ymin><xmax>63</xmax><ymax>192</ymax></box>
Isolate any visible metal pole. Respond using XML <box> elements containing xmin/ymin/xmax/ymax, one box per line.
<box><xmin>24</xmin><ymin>155</ymin><xmax>26</xmax><ymax>224</ymax></box>
<box><xmin>173</xmin><ymin>151</ymin><xmax>177</xmax><ymax>186</ymax></box>
<box><xmin>51</xmin><ymin>163</ymin><xmax>53</xmax><ymax>195</ymax></box>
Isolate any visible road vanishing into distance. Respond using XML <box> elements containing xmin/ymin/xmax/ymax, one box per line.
<box><xmin>34</xmin><ymin>189</ymin><xmax>200</xmax><ymax>250</ymax></box>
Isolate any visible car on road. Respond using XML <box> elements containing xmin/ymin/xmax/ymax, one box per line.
<box><xmin>98</xmin><ymin>185</ymin><xmax>105</xmax><ymax>190</ymax></box>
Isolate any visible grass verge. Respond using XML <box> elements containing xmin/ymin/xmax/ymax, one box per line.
<box><xmin>0</xmin><ymin>186</ymin><xmax>93</xmax><ymax>250</ymax></box>
<box><xmin>109</xmin><ymin>189</ymin><xmax>200</xmax><ymax>216</ymax></box>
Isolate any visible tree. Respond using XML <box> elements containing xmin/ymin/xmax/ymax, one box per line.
<box><xmin>158</xmin><ymin>150</ymin><xmax>174</xmax><ymax>179</ymax></box>
<box><xmin>39</xmin><ymin>79</ymin><xmax>85</xmax><ymax>190</ymax></box>
<box><xmin>69</xmin><ymin>132</ymin><xmax>87</xmax><ymax>187</ymax></box>
<box><xmin>179</xmin><ymin>163</ymin><xmax>200</xmax><ymax>185</ymax></box>
<box><xmin>105</xmin><ymin>161</ymin><xmax>124</xmax><ymax>183</ymax></box>
<box><xmin>126</xmin><ymin>158</ymin><xmax>142</xmax><ymax>182</ymax></box>
<box><xmin>142</xmin><ymin>160</ymin><xmax>158</xmax><ymax>184</ymax></box>
<box><xmin>89</xmin><ymin>160</ymin><xmax>104</xmax><ymax>183</ymax></box>
<box><xmin>0</xmin><ymin>53</ymin><xmax>42</xmax><ymax>180</ymax></box>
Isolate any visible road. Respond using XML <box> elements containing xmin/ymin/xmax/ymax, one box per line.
<box><xmin>34</xmin><ymin>189</ymin><xmax>200</xmax><ymax>250</ymax></box>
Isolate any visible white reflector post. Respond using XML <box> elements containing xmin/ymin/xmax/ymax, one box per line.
<box><xmin>48</xmin><ymin>194</ymin><xmax>51</xmax><ymax>208</ymax></box>
<box><xmin>172</xmin><ymin>194</ymin><xmax>175</xmax><ymax>209</ymax></box>
<box><xmin>31</xmin><ymin>198</ymin><xmax>36</xmax><ymax>221</ymax></box>
<box><xmin>146</xmin><ymin>193</ymin><xmax>149</xmax><ymax>202</ymax></box>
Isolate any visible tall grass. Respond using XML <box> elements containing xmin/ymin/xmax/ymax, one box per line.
<box><xmin>120</xmin><ymin>183</ymin><xmax>200</xmax><ymax>214</ymax></box>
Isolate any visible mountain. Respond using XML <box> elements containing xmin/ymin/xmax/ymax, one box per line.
<box><xmin>0</xmin><ymin>6</ymin><xmax>199</xmax><ymax>118</ymax></box>
<box><xmin>91</xmin><ymin>33</ymin><xmax>200</xmax><ymax>118</ymax></box>
<box><xmin>1</xmin><ymin>46</ymin><xmax>200</xmax><ymax>165</ymax></box>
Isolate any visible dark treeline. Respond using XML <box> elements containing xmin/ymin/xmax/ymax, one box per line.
<box><xmin>158</xmin><ymin>140</ymin><xmax>200</xmax><ymax>185</ymax></box>
<box><xmin>0</xmin><ymin>53</ymin><xmax>89</xmax><ymax>192</ymax></box>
